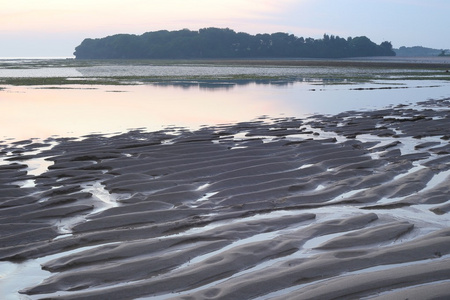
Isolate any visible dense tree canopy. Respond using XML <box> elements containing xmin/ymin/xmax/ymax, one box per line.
<box><xmin>394</xmin><ymin>46</ymin><xmax>445</xmax><ymax>57</ymax></box>
<box><xmin>74</xmin><ymin>28</ymin><xmax>395</xmax><ymax>59</ymax></box>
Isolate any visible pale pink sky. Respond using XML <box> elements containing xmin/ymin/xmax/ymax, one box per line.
<box><xmin>1</xmin><ymin>0</ymin><xmax>449</xmax><ymax>57</ymax></box>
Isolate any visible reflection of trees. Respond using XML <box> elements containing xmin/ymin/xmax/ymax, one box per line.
<box><xmin>74</xmin><ymin>28</ymin><xmax>395</xmax><ymax>59</ymax></box>
<box><xmin>148</xmin><ymin>79</ymin><xmax>300</xmax><ymax>91</ymax></box>
<box><xmin>146</xmin><ymin>78</ymin><xmax>351</xmax><ymax>90</ymax></box>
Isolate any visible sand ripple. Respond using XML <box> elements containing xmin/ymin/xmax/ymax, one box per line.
<box><xmin>1</xmin><ymin>99</ymin><xmax>450</xmax><ymax>299</ymax></box>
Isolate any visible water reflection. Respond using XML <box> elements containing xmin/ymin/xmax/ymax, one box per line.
<box><xmin>0</xmin><ymin>79</ymin><xmax>449</xmax><ymax>141</ymax></box>
<box><xmin>147</xmin><ymin>78</ymin><xmax>352</xmax><ymax>91</ymax></box>
<box><xmin>148</xmin><ymin>79</ymin><xmax>301</xmax><ymax>90</ymax></box>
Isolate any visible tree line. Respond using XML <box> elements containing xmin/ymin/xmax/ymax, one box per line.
<box><xmin>394</xmin><ymin>46</ymin><xmax>446</xmax><ymax>57</ymax></box>
<box><xmin>74</xmin><ymin>28</ymin><xmax>395</xmax><ymax>59</ymax></box>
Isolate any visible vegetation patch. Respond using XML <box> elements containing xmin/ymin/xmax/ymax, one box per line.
<box><xmin>73</xmin><ymin>28</ymin><xmax>396</xmax><ymax>59</ymax></box>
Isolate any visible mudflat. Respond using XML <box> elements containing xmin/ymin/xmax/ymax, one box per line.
<box><xmin>1</xmin><ymin>98</ymin><xmax>450</xmax><ymax>299</ymax></box>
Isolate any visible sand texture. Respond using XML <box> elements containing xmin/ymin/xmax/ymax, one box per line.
<box><xmin>1</xmin><ymin>99</ymin><xmax>450</xmax><ymax>299</ymax></box>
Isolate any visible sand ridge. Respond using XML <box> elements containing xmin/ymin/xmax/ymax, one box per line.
<box><xmin>0</xmin><ymin>99</ymin><xmax>450</xmax><ymax>299</ymax></box>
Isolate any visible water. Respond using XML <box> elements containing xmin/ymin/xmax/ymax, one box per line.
<box><xmin>1</xmin><ymin>59</ymin><xmax>450</xmax><ymax>299</ymax></box>
<box><xmin>1</xmin><ymin>78</ymin><xmax>449</xmax><ymax>141</ymax></box>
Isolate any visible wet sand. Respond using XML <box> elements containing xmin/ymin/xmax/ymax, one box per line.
<box><xmin>1</xmin><ymin>98</ymin><xmax>450</xmax><ymax>299</ymax></box>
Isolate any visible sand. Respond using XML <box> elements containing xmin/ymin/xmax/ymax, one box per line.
<box><xmin>0</xmin><ymin>98</ymin><xmax>450</xmax><ymax>299</ymax></box>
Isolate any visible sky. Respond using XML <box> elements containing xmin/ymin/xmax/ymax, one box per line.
<box><xmin>1</xmin><ymin>0</ymin><xmax>449</xmax><ymax>57</ymax></box>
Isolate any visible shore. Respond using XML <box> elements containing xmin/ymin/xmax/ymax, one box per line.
<box><xmin>194</xmin><ymin>56</ymin><xmax>450</xmax><ymax>69</ymax></box>
<box><xmin>1</xmin><ymin>98</ymin><xmax>450</xmax><ymax>299</ymax></box>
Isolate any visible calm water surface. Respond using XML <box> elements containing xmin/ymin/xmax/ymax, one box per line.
<box><xmin>1</xmin><ymin>79</ymin><xmax>450</xmax><ymax>141</ymax></box>
<box><xmin>1</xmin><ymin>61</ymin><xmax>450</xmax><ymax>141</ymax></box>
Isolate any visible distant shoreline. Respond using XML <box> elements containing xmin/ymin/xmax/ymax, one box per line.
<box><xmin>1</xmin><ymin>57</ymin><xmax>449</xmax><ymax>87</ymax></box>
<box><xmin>1</xmin><ymin>56</ymin><xmax>449</xmax><ymax>68</ymax></box>
<box><xmin>168</xmin><ymin>57</ymin><xmax>450</xmax><ymax>69</ymax></box>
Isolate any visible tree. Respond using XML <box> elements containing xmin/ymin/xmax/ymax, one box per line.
<box><xmin>74</xmin><ymin>28</ymin><xmax>396</xmax><ymax>59</ymax></box>
<box><xmin>379</xmin><ymin>41</ymin><xmax>395</xmax><ymax>56</ymax></box>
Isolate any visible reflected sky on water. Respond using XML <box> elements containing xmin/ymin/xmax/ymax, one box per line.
<box><xmin>1</xmin><ymin>79</ymin><xmax>450</xmax><ymax>141</ymax></box>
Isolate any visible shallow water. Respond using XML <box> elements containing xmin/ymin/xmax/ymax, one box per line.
<box><xmin>1</xmin><ymin>79</ymin><xmax>449</xmax><ymax>141</ymax></box>
<box><xmin>0</xmin><ymin>58</ymin><xmax>446</xmax><ymax>78</ymax></box>
<box><xmin>1</xmin><ymin>59</ymin><xmax>449</xmax><ymax>141</ymax></box>
<box><xmin>1</xmin><ymin>61</ymin><xmax>450</xmax><ymax>299</ymax></box>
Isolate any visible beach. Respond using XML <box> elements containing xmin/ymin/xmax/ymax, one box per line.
<box><xmin>1</xmin><ymin>95</ymin><xmax>450</xmax><ymax>299</ymax></box>
<box><xmin>3</xmin><ymin>0</ymin><xmax>450</xmax><ymax>297</ymax></box>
